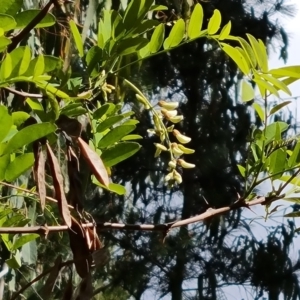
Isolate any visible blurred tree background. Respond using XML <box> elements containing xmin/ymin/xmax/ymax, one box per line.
<box><xmin>7</xmin><ymin>0</ymin><xmax>300</xmax><ymax>299</ymax></box>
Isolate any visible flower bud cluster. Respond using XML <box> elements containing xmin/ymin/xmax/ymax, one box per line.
<box><xmin>151</xmin><ymin>100</ymin><xmax>195</xmax><ymax>186</ymax></box>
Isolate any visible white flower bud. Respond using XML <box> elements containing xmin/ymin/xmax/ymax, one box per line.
<box><xmin>178</xmin><ymin>159</ymin><xmax>195</xmax><ymax>168</ymax></box>
<box><xmin>171</xmin><ymin>143</ymin><xmax>184</xmax><ymax>156</ymax></box>
<box><xmin>161</xmin><ymin>108</ymin><xmax>178</xmax><ymax>118</ymax></box>
<box><xmin>177</xmin><ymin>144</ymin><xmax>195</xmax><ymax>154</ymax></box>
<box><xmin>173</xmin><ymin>129</ymin><xmax>191</xmax><ymax>144</ymax></box>
<box><xmin>158</xmin><ymin>100</ymin><xmax>179</xmax><ymax>110</ymax></box>
<box><xmin>168</xmin><ymin>115</ymin><xmax>184</xmax><ymax>123</ymax></box>
<box><xmin>173</xmin><ymin>170</ymin><xmax>182</xmax><ymax>184</ymax></box>
<box><xmin>168</xmin><ymin>160</ymin><xmax>177</xmax><ymax>169</ymax></box>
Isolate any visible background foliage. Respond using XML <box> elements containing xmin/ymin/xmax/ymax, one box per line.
<box><xmin>0</xmin><ymin>0</ymin><xmax>300</xmax><ymax>299</ymax></box>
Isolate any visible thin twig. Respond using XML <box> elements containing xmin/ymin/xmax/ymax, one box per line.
<box><xmin>4</xmin><ymin>87</ymin><xmax>43</xmax><ymax>98</ymax></box>
<box><xmin>7</xmin><ymin>0</ymin><xmax>55</xmax><ymax>53</ymax></box>
<box><xmin>10</xmin><ymin>260</ymin><xmax>73</xmax><ymax>300</ymax></box>
<box><xmin>0</xmin><ymin>181</ymin><xmax>74</xmax><ymax>210</ymax></box>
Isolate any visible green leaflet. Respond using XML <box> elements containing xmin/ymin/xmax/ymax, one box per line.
<box><xmin>149</xmin><ymin>24</ymin><xmax>164</xmax><ymax>53</ymax></box>
<box><xmin>102</xmin><ymin>142</ymin><xmax>141</xmax><ymax>167</ymax></box>
<box><xmin>98</xmin><ymin>125</ymin><xmax>136</xmax><ymax>148</ymax></box>
<box><xmin>207</xmin><ymin>9</ymin><xmax>221</xmax><ymax>35</ymax></box>
<box><xmin>5</xmin><ymin>153</ymin><xmax>35</xmax><ymax>182</ymax></box>
<box><xmin>14</xmin><ymin>10</ymin><xmax>55</xmax><ymax>29</ymax></box>
<box><xmin>188</xmin><ymin>3</ymin><xmax>203</xmax><ymax>39</ymax></box>
<box><xmin>1</xmin><ymin>123</ymin><xmax>56</xmax><ymax>155</ymax></box>
<box><xmin>241</xmin><ymin>79</ymin><xmax>255</xmax><ymax>102</ymax></box>
<box><xmin>0</xmin><ymin>105</ymin><xmax>12</xmax><ymax>143</ymax></box>
<box><xmin>69</xmin><ymin>19</ymin><xmax>83</xmax><ymax>57</ymax></box>
<box><xmin>164</xmin><ymin>19</ymin><xmax>185</xmax><ymax>49</ymax></box>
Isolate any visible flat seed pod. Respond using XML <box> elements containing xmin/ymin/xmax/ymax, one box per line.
<box><xmin>77</xmin><ymin>137</ymin><xmax>109</xmax><ymax>187</ymax></box>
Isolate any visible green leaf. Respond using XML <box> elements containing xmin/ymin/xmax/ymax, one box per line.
<box><xmin>149</xmin><ymin>24</ymin><xmax>164</xmax><ymax>53</ymax></box>
<box><xmin>188</xmin><ymin>3</ymin><xmax>203</xmax><ymax>39</ymax></box>
<box><xmin>121</xmin><ymin>134</ymin><xmax>143</xmax><ymax>141</ymax></box>
<box><xmin>0</xmin><ymin>154</ymin><xmax>10</xmax><ymax>181</ymax></box>
<box><xmin>116</xmin><ymin>37</ymin><xmax>148</xmax><ymax>56</ymax></box>
<box><xmin>22</xmin><ymin>239</ymin><xmax>37</xmax><ymax>265</ymax></box>
<box><xmin>149</xmin><ymin>5</ymin><xmax>168</xmax><ymax>11</ymax></box>
<box><xmin>253</xmin><ymin>76</ymin><xmax>279</xmax><ymax>97</ymax></box>
<box><xmin>268</xmin><ymin>66</ymin><xmax>300</xmax><ymax>78</ymax></box>
<box><xmin>11</xmin><ymin>234</ymin><xmax>39</xmax><ymax>251</ymax></box>
<box><xmin>12</xmin><ymin>111</ymin><xmax>30</xmax><ymax>127</ymax></box>
<box><xmin>15</xmin><ymin>10</ymin><xmax>56</xmax><ymax>29</ymax></box>
<box><xmin>33</xmin><ymin>54</ymin><xmax>45</xmax><ymax>78</ymax></box>
<box><xmin>93</xmin><ymin>103</ymin><xmax>114</xmax><ymax>120</ymax></box>
<box><xmin>0</xmin><ymin>105</ymin><xmax>12</xmax><ymax>143</ymax></box>
<box><xmin>221</xmin><ymin>43</ymin><xmax>250</xmax><ymax>75</ymax></box>
<box><xmin>93</xmin><ymin>178</ymin><xmax>127</xmax><ymax>195</ymax></box>
<box><xmin>259</xmin><ymin>73</ymin><xmax>291</xmax><ymax>96</ymax></box>
<box><xmin>241</xmin><ymin>79</ymin><xmax>255</xmax><ymax>102</ymax></box>
<box><xmin>258</xmin><ymin>39</ymin><xmax>268</xmax><ymax>72</ymax></box>
<box><xmin>36</xmin><ymin>82</ymin><xmax>69</xmax><ymax>99</ymax></box>
<box><xmin>268</xmin><ymin>147</ymin><xmax>286</xmax><ymax>179</ymax></box>
<box><xmin>5</xmin><ymin>153</ymin><xmax>34</xmax><ymax>182</ymax></box>
<box><xmin>6</xmin><ymin>252</ymin><xmax>21</xmax><ymax>269</ymax></box>
<box><xmin>0</xmin><ymin>36</ymin><xmax>11</xmax><ymax>53</ymax></box>
<box><xmin>252</xmin><ymin>103</ymin><xmax>265</xmax><ymax>123</ymax></box>
<box><xmin>218</xmin><ymin>21</ymin><xmax>231</xmax><ymax>40</ymax></box>
<box><xmin>0</xmin><ymin>0</ymin><xmax>22</xmax><ymax>15</ymax></box>
<box><xmin>99</xmin><ymin>125</ymin><xmax>136</xmax><ymax>148</ymax></box>
<box><xmin>123</xmin><ymin>0</ymin><xmax>153</xmax><ymax>32</ymax></box>
<box><xmin>60</xmin><ymin>103</ymin><xmax>87</xmax><ymax>117</ymax></box>
<box><xmin>163</xmin><ymin>19</ymin><xmax>185</xmax><ymax>49</ymax></box>
<box><xmin>0</xmin><ymin>14</ymin><xmax>16</xmax><ymax>31</ymax></box>
<box><xmin>269</xmin><ymin>101</ymin><xmax>291</xmax><ymax>116</ymax></box>
<box><xmin>0</xmin><ymin>53</ymin><xmax>12</xmax><ymax>80</ymax></box>
<box><xmin>246</xmin><ymin>34</ymin><xmax>267</xmax><ymax>72</ymax></box>
<box><xmin>98</xmin><ymin>10</ymin><xmax>111</xmax><ymax>49</ymax></box>
<box><xmin>102</xmin><ymin>142</ymin><xmax>141</xmax><ymax>167</ymax></box>
<box><xmin>19</xmin><ymin>46</ymin><xmax>31</xmax><ymax>75</ymax></box>
<box><xmin>265</xmin><ymin>122</ymin><xmax>288</xmax><ymax>145</ymax></box>
<box><xmin>237</xmin><ymin>37</ymin><xmax>256</xmax><ymax>68</ymax></box>
<box><xmin>86</xmin><ymin>46</ymin><xmax>103</xmax><ymax>74</ymax></box>
<box><xmin>237</xmin><ymin>164</ymin><xmax>245</xmax><ymax>177</ymax></box>
<box><xmin>69</xmin><ymin>19</ymin><xmax>83</xmax><ymax>57</ymax></box>
<box><xmin>2</xmin><ymin>123</ymin><xmax>56</xmax><ymax>155</ymax></box>
<box><xmin>207</xmin><ymin>9</ymin><xmax>221</xmax><ymax>35</ymax></box>
<box><xmin>288</xmin><ymin>140</ymin><xmax>300</xmax><ymax>168</ymax></box>
<box><xmin>97</xmin><ymin>115</ymin><xmax>124</xmax><ymax>132</ymax></box>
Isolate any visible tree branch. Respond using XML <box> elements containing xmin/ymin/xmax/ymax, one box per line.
<box><xmin>4</xmin><ymin>87</ymin><xmax>43</xmax><ymax>98</ymax></box>
<box><xmin>7</xmin><ymin>0</ymin><xmax>55</xmax><ymax>53</ymax></box>
<box><xmin>0</xmin><ymin>195</ymin><xmax>283</xmax><ymax>235</ymax></box>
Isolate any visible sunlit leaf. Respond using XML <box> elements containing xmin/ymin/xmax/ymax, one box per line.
<box><xmin>149</xmin><ymin>24</ymin><xmax>164</xmax><ymax>53</ymax></box>
<box><xmin>241</xmin><ymin>79</ymin><xmax>255</xmax><ymax>102</ymax></box>
<box><xmin>69</xmin><ymin>19</ymin><xmax>83</xmax><ymax>57</ymax></box>
<box><xmin>237</xmin><ymin>164</ymin><xmax>246</xmax><ymax>177</ymax></box>
<box><xmin>252</xmin><ymin>103</ymin><xmax>265</xmax><ymax>123</ymax></box>
<box><xmin>0</xmin><ymin>53</ymin><xmax>12</xmax><ymax>80</ymax></box>
<box><xmin>0</xmin><ymin>14</ymin><xmax>16</xmax><ymax>31</ymax></box>
<box><xmin>218</xmin><ymin>21</ymin><xmax>231</xmax><ymax>40</ymax></box>
<box><xmin>207</xmin><ymin>9</ymin><xmax>221</xmax><ymax>35</ymax></box>
<box><xmin>221</xmin><ymin>43</ymin><xmax>250</xmax><ymax>75</ymax></box>
<box><xmin>97</xmin><ymin>115</ymin><xmax>124</xmax><ymax>132</ymax></box>
<box><xmin>265</xmin><ymin>122</ymin><xmax>289</xmax><ymax>145</ymax></box>
<box><xmin>163</xmin><ymin>19</ymin><xmax>185</xmax><ymax>49</ymax></box>
<box><xmin>288</xmin><ymin>140</ymin><xmax>300</xmax><ymax>168</ymax></box>
<box><xmin>259</xmin><ymin>73</ymin><xmax>291</xmax><ymax>96</ymax></box>
<box><xmin>237</xmin><ymin>37</ymin><xmax>256</xmax><ymax>68</ymax></box>
<box><xmin>188</xmin><ymin>3</ymin><xmax>203</xmax><ymax>39</ymax></box>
